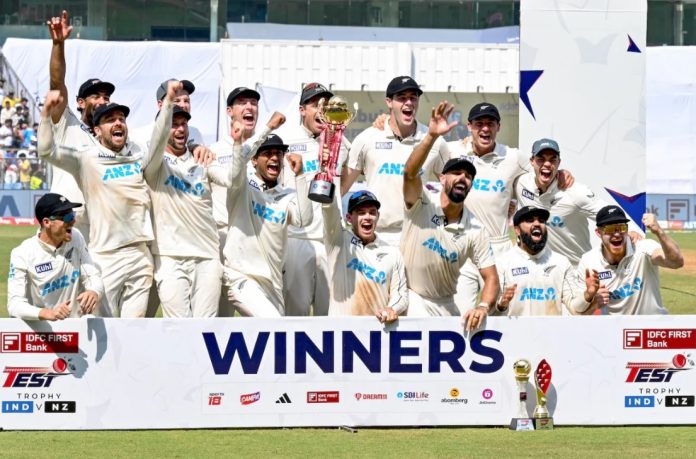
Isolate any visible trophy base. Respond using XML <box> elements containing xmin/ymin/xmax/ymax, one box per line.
<box><xmin>509</xmin><ymin>418</ymin><xmax>535</xmax><ymax>431</ymax></box>
<box><xmin>534</xmin><ymin>417</ymin><xmax>554</xmax><ymax>430</ymax></box>
<box><xmin>308</xmin><ymin>180</ymin><xmax>335</xmax><ymax>204</ymax></box>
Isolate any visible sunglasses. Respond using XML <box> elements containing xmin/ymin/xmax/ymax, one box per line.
<box><xmin>533</xmin><ymin>156</ymin><xmax>560</xmax><ymax>166</ymax></box>
<box><xmin>49</xmin><ymin>212</ymin><xmax>76</xmax><ymax>224</ymax></box>
<box><xmin>600</xmin><ymin>223</ymin><xmax>628</xmax><ymax>235</ymax></box>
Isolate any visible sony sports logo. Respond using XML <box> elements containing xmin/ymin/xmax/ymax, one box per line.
<box><xmin>2</xmin><ymin>358</ymin><xmax>71</xmax><ymax>388</ymax></box>
<box><xmin>625</xmin><ymin>354</ymin><xmax>693</xmax><ymax>383</ymax></box>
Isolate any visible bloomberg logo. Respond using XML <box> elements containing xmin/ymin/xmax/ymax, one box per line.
<box><xmin>202</xmin><ymin>330</ymin><xmax>504</xmax><ymax>375</ymax></box>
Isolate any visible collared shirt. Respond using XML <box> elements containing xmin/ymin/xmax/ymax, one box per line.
<box><xmin>400</xmin><ymin>187</ymin><xmax>495</xmax><ymax>299</ymax></box>
<box><xmin>346</xmin><ymin>118</ymin><xmax>449</xmax><ymax>230</ymax></box>
<box><xmin>578</xmin><ymin>239</ymin><xmax>666</xmax><ymax>315</ymax></box>
<box><xmin>8</xmin><ymin>229</ymin><xmax>104</xmax><ymax>319</ymax></box>
<box><xmin>495</xmin><ymin>245</ymin><xmax>589</xmax><ymax>316</ymax></box>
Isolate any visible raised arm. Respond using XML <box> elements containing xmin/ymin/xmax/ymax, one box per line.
<box><xmin>142</xmin><ymin>80</ymin><xmax>178</xmax><ymax>176</ymax></box>
<box><xmin>644</xmin><ymin>213</ymin><xmax>684</xmax><ymax>269</ymax></box>
<box><xmin>38</xmin><ymin>90</ymin><xmax>80</xmax><ymax>175</ymax></box>
<box><xmin>286</xmin><ymin>153</ymin><xmax>313</xmax><ymax>228</ymax></box>
<box><xmin>47</xmin><ymin>10</ymin><xmax>73</xmax><ymax>123</ymax></box>
<box><xmin>403</xmin><ymin>101</ymin><xmax>457</xmax><ymax>209</ymax></box>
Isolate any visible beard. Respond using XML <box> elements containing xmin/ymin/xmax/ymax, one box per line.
<box><xmin>520</xmin><ymin>230</ymin><xmax>547</xmax><ymax>254</ymax></box>
<box><xmin>447</xmin><ymin>186</ymin><xmax>468</xmax><ymax>203</ymax></box>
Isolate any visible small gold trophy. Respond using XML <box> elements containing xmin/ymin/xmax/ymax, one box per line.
<box><xmin>308</xmin><ymin>96</ymin><xmax>355</xmax><ymax>203</ymax></box>
<box><xmin>510</xmin><ymin>359</ymin><xmax>535</xmax><ymax>431</ymax></box>
<box><xmin>533</xmin><ymin>359</ymin><xmax>554</xmax><ymax>430</ymax></box>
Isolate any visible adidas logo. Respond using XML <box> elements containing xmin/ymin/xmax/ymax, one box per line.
<box><xmin>275</xmin><ymin>393</ymin><xmax>292</xmax><ymax>404</ymax></box>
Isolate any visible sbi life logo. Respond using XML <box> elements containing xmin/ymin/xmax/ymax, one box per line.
<box><xmin>472</xmin><ymin>178</ymin><xmax>505</xmax><ymax>193</ymax></box>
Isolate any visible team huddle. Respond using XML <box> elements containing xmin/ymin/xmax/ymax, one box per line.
<box><xmin>6</xmin><ymin>11</ymin><xmax>685</xmax><ymax>326</ymax></box>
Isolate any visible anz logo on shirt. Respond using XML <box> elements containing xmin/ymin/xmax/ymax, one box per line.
<box><xmin>472</xmin><ymin>178</ymin><xmax>505</xmax><ymax>193</ymax></box>
<box><xmin>520</xmin><ymin>287</ymin><xmax>556</xmax><ymax>301</ymax></box>
<box><xmin>547</xmin><ymin>216</ymin><xmax>565</xmax><ymax>228</ymax></box>
<box><xmin>346</xmin><ymin>258</ymin><xmax>387</xmax><ymax>285</ymax></box>
<box><xmin>304</xmin><ymin>159</ymin><xmax>319</xmax><ymax>173</ymax></box>
<box><xmin>102</xmin><ymin>161</ymin><xmax>142</xmax><ymax>182</ymax></box>
<box><xmin>164</xmin><ymin>175</ymin><xmax>205</xmax><ymax>196</ymax></box>
<box><xmin>609</xmin><ymin>277</ymin><xmax>643</xmax><ymax>301</ymax></box>
<box><xmin>377</xmin><ymin>163</ymin><xmax>424</xmax><ymax>176</ymax></box>
<box><xmin>41</xmin><ymin>270</ymin><xmax>79</xmax><ymax>297</ymax></box>
<box><xmin>422</xmin><ymin>237</ymin><xmax>458</xmax><ymax>263</ymax></box>
<box><xmin>251</xmin><ymin>200</ymin><xmax>286</xmax><ymax>224</ymax></box>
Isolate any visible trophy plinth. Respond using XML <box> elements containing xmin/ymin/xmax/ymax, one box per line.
<box><xmin>308</xmin><ymin>178</ymin><xmax>335</xmax><ymax>204</ymax></box>
<box><xmin>533</xmin><ymin>359</ymin><xmax>554</xmax><ymax>430</ymax></box>
<box><xmin>510</xmin><ymin>359</ymin><xmax>535</xmax><ymax>431</ymax></box>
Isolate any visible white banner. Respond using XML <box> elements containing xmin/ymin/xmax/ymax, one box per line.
<box><xmin>0</xmin><ymin>317</ymin><xmax>695</xmax><ymax>430</ymax></box>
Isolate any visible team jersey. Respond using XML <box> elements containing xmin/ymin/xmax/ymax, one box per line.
<box><xmin>7</xmin><ymin>229</ymin><xmax>104</xmax><ymax>320</ymax></box>
<box><xmin>282</xmin><ymin>124</ymin><xmax>350</xmax><ymax>241</ymax></box>
<box><xmin>38</xmin><ymin>102</ymin><xmax>171</xmax><ymax>253</ymax></box>
<box><xmin>222</xmin><ymin>138</ymin><xmax>313</xmax><ymax>292</ymax></box>
<box><xmin>577</xmin><ymin>239</ymin><xmax>666</xmax><ymax>315</ymax></box>
<box><xmin>515</xmin><ymin>173</ymin><xmax>608</xmax><ymax>266</ymax></box>
<box><xmin>400</xmin><ymin>187</ymin><xmax>495</xmax><ymax>299</ymax></box>
<box><xmin>49</xmin><ymin>108</ymin><xmax>94</xmax><ymax>206</ymax></box>
<box><xmin>443</xmin><ymin>141</ymin><xmax>530</xmax><ymax>240</ymax></box>
<box><xmin>322</xmin><ymin>195</ymin><xmax>408</xmax><ymax>316</ymax></box>
<box><xmin>495</xmin><ymin>245</ymin><xmax>589</xmax><ymax>316</ymax></box>
<box><xmin>346</xmin><ymin>118</ymin><xmax>448</xmax><ymax>230</ymax></box>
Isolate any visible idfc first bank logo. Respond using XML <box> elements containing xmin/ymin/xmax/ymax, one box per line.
<box><xmin>3</xmin><ymin>358</ymin><xmax>70</xmax><ymax>388</ymax></box>
<box><xmin>625</xmin><ymin>354</ymin><xmax>694</xmax><ymax>383</ymax></box>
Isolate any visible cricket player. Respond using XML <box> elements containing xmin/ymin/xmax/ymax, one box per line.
<box><xmin>494</xmin><ymin>206</ymin><xmax>601</xmax><ymax>316</ymax></box>
<box><xmin>323</xmin><ymin>189</ymin><xmax>408</xmax><ymax>321</ymax></box>
<box><xmin>37</xmin><ymin>83</ymin><xmax>173</xmax><ymax>318</ymax></box>
<box><xmin>281</xmin><ymin>82</ymin><xmax>351</xmax><ymax>316</ymax></box>
<box><xmin>578</xmin><ymin>206</ymin><xmax>684</xmax><ymax>315</ymax></box>
<box><xmin>46</xmin><ymin>10</ymin><xmax>115</xmax><ymax>243</ymax></box>
<box><xmin>340</xmin><ymin>76</ymin><xmax>450</xmax><ymax>246</ymax></box>
<box><xmin>223</xmin><ymin>120</ymin><xmax>312</xmax><ymax>317</ymax></box>
<box><xmin>401</xmin><ymin>101</ymin><xmax>498</xmax><ymax>329</ymax></box>
<box><xmin>8</xmin><ymin>193</ymin><xmax>103</xmax><ymax>320</ymax></box>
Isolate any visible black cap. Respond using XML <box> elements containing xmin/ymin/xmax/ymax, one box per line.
<box><xmin>532</xmin><ymin>138</ymin><xmax>560</xmax><ymax>156</ymax></box>
<box><xmin>386</xmin><ymin>76</ymin><xmax>422</xmax><ymax>98</ymax></box>
<box><xmin>172</xmin><ymin>105</ymin><xmax>191</xmax><ymax>121</ymax></box>
<box><xmin>513</xmin><ymin>206</ymin><xmax>550</xmax><ymax>226</ymax></box>
<box><xmin>442</xmin><ymin>157</ymin><xmax>477</xmax><ymax>177</ymax></box>
<box><xmin>468</xmin><ymin>103</ymin><xmax>500</xmax><ymax>122</ymax></box>
<box><xmin>226</xmin><ymin>87</ymin><xmax>260</xmax><ymax>106</ymax></box>
<box><xmin>92</xmin><ymin>102</ymin><xmax>130</xmax><ymax>126</ymax></box>
<box><xmin>596</xmin><ymin>205</ymin><xmax>629</xmax><ymax>227</ymax></box>
<box><xmin>300</xmin><ymin>82</ymin><xmax>333</xmax><ymax>105</ymax></box>
<box><xmin>77</xmin><ymin>78</ymin><xmax>115</xmax><ymax>99</ymax></box>
<box><xmin>348</xmin><ymin>190</ymin><xmax>381</xmax><ymax>213</ymax></box>
<box><xmin>255</xmin><ymin>134</ymin><xmax>288</xmax><ymax>155</ymax></box>
<box><xmin>156</xmin><ymin>79</ymin><xmax>195</xmax><ymax>101</ymax></box>
<box><xmin>35</xmin><ymin>193</ymin><xmax>82</xmax><ymax>221</ymax></box>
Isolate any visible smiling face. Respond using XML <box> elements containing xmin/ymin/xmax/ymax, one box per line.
<box><xmin>386</xmin><ymin>90</ymin><xmax>419</xmax><ymax>131</ymax></box>
<box><xmin>167</xmin><ymin>113</ymin><xmax>190</xmax><ymax>156</ymax></box>
<box><xmin>94</xmin><ymin>110</ymin><xmax>128</xmax><ymax>151</ymax></box>
<box><xmin>346</xmin><ymin>204</ymin><xmax>380</xmax><ymax>244</ymax></box>
<box><xmin>252</xmin><ymin>148</ymin><xmax>284</xmax><ymax>185</ymax></box>
<box><xmin>40</xmin><ymin>211</ymin><xmax>77</xmax><ymax>248</ymax></box>
<box><xmin>227</xmin><ymin>96</ymin><xmax>258</xmax><ymax>138</ymax></box>
<box><xmin>439</xmin><ymin>168</ymin><xmax>474</xmax><ymax>204</ymax></box>
<box><xmin>300</xmin><ymin>95</ymin><xmax>326</xmax><ymax>137</ymax></box>
<box><xmin>467</xmin><ymin>116</ymin><xmax>500</xmax><ymax>155</ymax></box>
<box><xmin>78</xmin><ymin>90</ymin><xmax>111</xmax><ymax>126</ymax></box>
<box><xmin>596</xmin><ymin>223</ymin><xmax>628</xmax><ymax>262</ymax></box>
<box><xmin>531</xmin><ymin>150</ymin><xmax>561</xmax><ymax>191</ymax></box>
<box><xmin>515</xmin><ymin>215</ymin><xmax>548</xmax><ymax>254</ymax></box>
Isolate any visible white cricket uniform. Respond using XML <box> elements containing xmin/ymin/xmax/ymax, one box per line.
<box><xmin>7</xmin><ymin>229</ymin><xmax>104</xmax><ymax>320</ymax></box>
<box><xmin>494</xmin><ymin>245</ymin><xmax>590</xmax><ymax>316</ymax></box>
<box><xmin>577</xmin><ymin>239</ymin><xmax>667</xmax><ymax>315</ymax></box>
<box><xmin>130</xmin><ymin>121</ymin><xmax>203</xmax><ymax>150</ymax></box>
<box><xmin>322</xmin><ymin>194</ymin><xmax>408</xmax><ymax>316</ymax></box>
<box><xmin>222</xmin><ymin>134</ymin><xmax>313</xmax><ymax>317</ymax></box>
<box><xmin>442</xmin><ymin>141</ymin><xmax>530</xmax><ymax>313</ymax></box>
<box><xmin>50</xmin><ymin>108</ymin><xmax>95</xmax><ymax>242</ymax></box>
<box><xmin>280</xmin><ymin>124</ymin><xmax>350</xmax><ymax>316</ymax></box>
<box><xmin>514</xmin><ymin>173</ymin><xmax>609</xmax><ymax>267</ymax></box>
<box><xmin>347</xmin><ymin>118</ymin><xmax>449</xmax><ymax>245</ymax></box>
<box><xmin>400</xmin><ymin>187</ymin><xmax>495</xmax><ymax>316</ymax></box>
<box><xmin>38</xmin><ymin>101</ymin><xmax>170</xmax><ymax>318</ymax></box>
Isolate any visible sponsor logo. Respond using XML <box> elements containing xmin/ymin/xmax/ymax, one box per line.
<box><xmin>422</xmin><ymin>237</ymin><xmax>458</xmax><ymax>263</ymax></box>
<box><xmin>609</xmin><ymin>278</ymin><xmax>643</xmax><ymax>301</ymax></box>
<box><xmin>354</xmin><ymin>393</ymin><xmax>387</xmax><ymax>401</ymax></box>
<box><xmin>1</xmin><ymin>401</ymin><xmax>33</xmax><ymax>413</ymax></box>
<box><xmin>40</xmin><ymin>271</ymin><xmax>80</xmax><ymax>297</ymax></box>
<box><xmin>102</xmin><ymin>161</ymin><xmax>142</xmax><ymax>182</ymax></box>
<box><xmin>288</xmin><ymin>144</ymin><xmax>307</xmax><ymax>152</ymax></box>
<box><xmin>431</xmin><ymin>215</ymin><xmax>443</xmax><ymax>226</ymax></box>
<box><xmin>480</xmin><ymin>388</ymin><xmax>496</xmax><ymax>405</ymax></box>
<box><xmin>441</xmin><ymin>387</ymin><xmax>468</xmax><ymax>405</ymax></box>
<box><xmin>472</xmin><ymin>178</ymin><xmax>505</xmax><ymax>193</ymax></box>
<box><xmin>665</xmin><ymin>395</ymin><xmax>695</xmax><ymax>407</ymax></box>
<box><xmin>208</xmin><ymin>392</ymin><xmax>224</xmax><ymax>406</ymax></box>
<box><xmin>396</xmin><ymin>391</ymin><xmax>429</xmax><ymax>402</ymax></box>
<box><xmin>482</xmin><ymin>388</ymin><xmax>494</xmax><ymax>400</ymax></box>
<box><xmin>240</xmin><ymin>392</ymin><xmax>260</xmax><ymax>405</ymax></box>
<box><xmin>34</xmin><ymin>262</ymin><xmax>53</xmax><ymax>274</ymax></box>
<box><xmin>307</xmin><ymin>391</ymin><xmax>339</xmax><ymax>403</ymax></box>
<box><xmin>1</xmin><ymin>332</ymin><xmax>79</xmax><ymax>354</ymax></box>
<box><xmin>375</xmin><ymin>142</ymin><xmax>393</xmax><ymax>150</ymax></box>
<box><xmin>275</xmin><ymin>393</ymin><xmax>292</xmax><ymax>404</ymax></box>
<box><xmin>548</xmin><ymin>216</ymin><xmax>564</xmax><ymax>228</ymax></box>
<box><xmin>625</xmin><ymin>395</ymin><xmax>655</xmax><ymax>407</ymax></box>
<box><xmin>598</xmin><ymin>271</ymin><xmax>613</xmax><ymax>281</ymax></box>
<box><xmin>521</xmin><ymin>188</ymin><xmax>535</xmax><ymax>200</ymax></box>
<box><xmin>303</xmin><ymin>159</ymin><xmax>319</xmax><ymax>173</ymax></box>
<box><xmin>251</xmin><ymin>200</ymin><xmax>287</xmax><ymax>224</ymax></box>
<box><xmin>625</xmin><ymin>354</ymin><xmax>694</xmax><ymax>383</ymax></box>
<box><xmin>519</xmin><ymin>287</ymin><xmax>556</xmax><ymax>301</ymax></box>
<box><xmin>511</xmin><ymin>267</ymin><xmax>529</xmax><ymax>276</ymax></box>
<box><xmin>45</xmin><ymin>401</ymin><xmax>76</xmax><ymax>413</ymax></box>
<box><xmin>2</xmin><ymin>359</ymin><xmax>70</xmax><ymax>388</ymax></box>
<box><xmin>346</xmin><ymin>258</ymin><xmax>387</xmax><ymax>285</ymax></box>
<box><xmin>624</xmin><ymin>329</ymin><xmax>696</xmax><ymax>350</ymax></box>
<box><xmin>164</xmin><ymin>175</ymin><xmax>205</xmax><ymax>196</ymax></box>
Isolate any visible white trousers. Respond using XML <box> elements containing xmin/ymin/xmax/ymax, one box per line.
<box><xmin>93</xmin><ymin>243</ymin><xmax>153</xmax><ymax>318</ymax></box>
<box><xmin>154</xmin><ymin>255</ymin><xmax>222</xmax><ymax>318</ymax></box>
<box><xmin>406</xmin><ymin>289</ymin><xmax>460</xmax><ymax>317</ymax></box>
<box><xmin>223</xmin><ymin>268</ymin><xmax>284</xmax><ymax>317</ymax></box>
<box><xmin>283</xmin><ymin>238</ymin><xmax>330</xmax><ymax>316</ymax></box>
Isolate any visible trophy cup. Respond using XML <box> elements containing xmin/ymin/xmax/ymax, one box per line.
<box><xmin>533</xmin><ymin>359</ymin><xmax>554</xmax><ymax>430</ymax></box>
<box><xmin>510</xmin><ymin>359</ymin><xmax>535</xmax><ymax>431</ymax></box>
<box><xmin>308</xmin><ymin>96</ymin><xmax>355</xmax><ymax>203</ymax></box>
